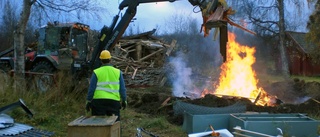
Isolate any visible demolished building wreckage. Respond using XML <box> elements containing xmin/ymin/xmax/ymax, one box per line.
<box><xmin>112</xmin><ymin>29</ymin><xmax>175</xmax><ymax>87</ymax></box>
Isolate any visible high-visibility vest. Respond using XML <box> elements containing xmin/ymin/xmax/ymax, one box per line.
<box><xmin>93</xmin><ymin>66</ymin><xmax>121</xmax><ymax>101</ymax></box>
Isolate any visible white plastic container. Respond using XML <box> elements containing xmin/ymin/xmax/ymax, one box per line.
<box><xmin>188</xmin><ymin>129</ymin><xmax>234</xmax><ymax>137</ymax></box>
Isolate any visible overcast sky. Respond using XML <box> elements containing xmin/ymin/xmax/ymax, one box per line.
<box><xmin>88</xmin><ymin>0</ymin><xmax>203</xmax><ymax>32</ymax></box>
<box><xmin>1</xmin><ymin>0</ymin><xmax>314</xmax><ymax>34</ymax></box>
<box><xmin>84</xmin><ymin>0</ymin><xmax>315</xmax><ymax>34</ymax></box>
<box><xmin>0</xmin><ymin>0</ymin><xmax>202</xmax><ymax>32</ymax></box>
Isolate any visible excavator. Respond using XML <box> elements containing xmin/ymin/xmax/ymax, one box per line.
<box><xmin>89</xmin><ymin>0</ymin><xmax>239</xmax><ymax>69</ymax></box>
<box><xmin>0</xmin><ymin>0</ymin><xmax>250</xmax><ymax>92</ymax></box>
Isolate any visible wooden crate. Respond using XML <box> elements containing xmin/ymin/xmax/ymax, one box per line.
<box><xmin>68</xmin><ymin>116</ymin><xmax>120</xmax><ymax>137</ymax></box>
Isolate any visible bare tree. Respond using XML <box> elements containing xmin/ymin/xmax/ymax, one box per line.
<box><xmin>124</xmin><ymin>24</ymin><xmax>145</xmax><ymax>36</ymax></box>
<box><xmin>162</xmin><ymin>12</ymin><xmax>202</xmax><ymax>51</ymax></box>
<box><xmin>277</xmin><ymin>0</ymin><xmax>289</xmax><ymax>77</ymax></box>
<box><xmin>163</xmin><ymin>11</ymin><xmax>195</xmax><ymax>35</ymax></box>
<box><xmin>12</xmin><ymin>0</ymin><xmax>106</xmax><ymax>89</ymax></box>
<box><xmin>161</xmin><ymin>12</ymin><xmax>221</xmax><ymax>74</ymax></box>
<box><xmin>306</xmin><ymin>0</ymin><xmax>320</xmax><ymax>64</ymax></box>
<box><xmin>229</xmin><ymin>0</ymin><xmax>311</xmax><ymax>77</ymax></box>
<box><xmin>0</xmin><ymin>1</ymin><xmax>18</xmax><ymax>51</ymax></box>
<box><xmin>30</xmin><ymin>0</ymin><xmax>106</xmax><ymax>27</ymax></box>
<box><xmin>14</xmin><ymin>0</ymin><xmax>34</xmax><ymax>78</ymax></box>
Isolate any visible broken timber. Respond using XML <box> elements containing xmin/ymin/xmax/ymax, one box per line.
<box><xmin>112</xmin><ymin>29</ymin><xmax>176</xmax><ymax>87</ymax></box>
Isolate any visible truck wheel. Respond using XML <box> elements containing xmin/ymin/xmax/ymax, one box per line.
<box><xmin>31</xmin><ymin>61</ymin><xmax>55</xmax><ymax>92</ymax></box>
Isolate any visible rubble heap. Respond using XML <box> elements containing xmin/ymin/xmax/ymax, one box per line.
<box><xmin>112</xmin><ymin>29</ymin><xmax>176</xmax><ymax>87</ymax></box>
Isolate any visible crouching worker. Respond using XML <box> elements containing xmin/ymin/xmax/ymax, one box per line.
<box><xmin>86</xmin><ymin>50</ymin><xmax>127</xmax><ymax>121</ymax></box>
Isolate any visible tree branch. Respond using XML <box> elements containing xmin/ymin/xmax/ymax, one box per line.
<box><xmin>250</xmin><ymin>17</ymin><xmax>278</xmax><ymax>25</ymax></box>
<box><xmin>30</xmin><ymin>0</ymin><xmax>37</xmax><ymax>5</ymax></box>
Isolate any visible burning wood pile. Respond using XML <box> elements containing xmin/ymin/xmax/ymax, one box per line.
<box><xmin>198</xmin><ymin>32</ymin><xmax>280</xmax><ymax>107</ymax></box>
<box><xmin>111</xmin><ymin>29</ymin><xmax>175</xmax><ymax>87</ymax></box>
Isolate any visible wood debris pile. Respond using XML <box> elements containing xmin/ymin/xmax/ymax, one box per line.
<box><xmin>111</xmin><ymin>29</ymin><xmax>176</xmax><ymax>87</ymax></box>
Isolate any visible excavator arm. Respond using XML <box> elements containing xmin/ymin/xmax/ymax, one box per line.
<box><xmin>89</xmin><ymin>0</ymin><xmax>224</xmax><ymax>69</ymax></box>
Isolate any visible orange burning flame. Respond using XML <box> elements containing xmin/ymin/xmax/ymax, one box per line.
<box><xmin>204</xmin><ymin>32</ymin><xmax>275</xmax><ymax>106</ymax></box>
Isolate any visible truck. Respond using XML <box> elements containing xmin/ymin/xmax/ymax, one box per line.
<box><xmin>0</xmin><ymin>22</ymin><xmax>91</xmax><ymax>91</ymax></box>
<box><xmin>0</xmin><ymin>0</ymin><xmax>227</xmax><ymax>92</ymax></box>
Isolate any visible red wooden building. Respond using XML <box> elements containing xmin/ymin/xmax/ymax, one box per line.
<box><xmin>285</xmin><ymin>31</ymin><xmax>320</xmax><ymax>76</ymax></box>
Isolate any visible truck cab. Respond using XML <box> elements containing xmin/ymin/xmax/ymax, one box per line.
<box><xmin>32</xmin><ymin>22</ymin><xmax>90</xmax><ymax>72</ymax></box>
<box><xmin>0</xmin><ymin>22</ymin><xmax>91</xmax><ymax>92</ymax></box>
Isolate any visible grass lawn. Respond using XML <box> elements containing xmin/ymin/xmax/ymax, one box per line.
<box><xmin>290</xmin><ymin>75</ymin><xmax>320</xmax><ymax>82</ymax></box>
<box><xmin>0</xmin><ymin>76</ymin><xmax>187</xmax><ymax>137</ymax></box>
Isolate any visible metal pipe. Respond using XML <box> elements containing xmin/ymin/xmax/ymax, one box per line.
<box><xmin>0</xmin><ymin>99</ymin><xmax>33</xmax><ymax>118</ymax></box>
<box><xmin>136</xmin><ymin>128</ymin><xmax>159</xmax><ymax>137</ymax></box>
<box><xmin>232</xmin><ymin>132</ymin><xmax>253</xmax><ymax>137</ymax></box>
<box><xmin>233</xmin><ymin>126</ymin><xmax>274</xmax><ymax>137</ymax></box>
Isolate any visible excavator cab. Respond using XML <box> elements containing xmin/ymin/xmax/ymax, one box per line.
<box><xmin>26</xmin><ymin>22</ymin><xmax>90</xmax><ymax>92</ymax></box>
<box><xmin>35</xmin><ymin>22</ymin><xmax>90</xmax><ymax>71</ymax></box>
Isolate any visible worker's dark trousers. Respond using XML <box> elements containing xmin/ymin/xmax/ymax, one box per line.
<box><xmin>91</xmin><ymin>99</ymin><xmax>121</xmax><ymax>121</ymax></box>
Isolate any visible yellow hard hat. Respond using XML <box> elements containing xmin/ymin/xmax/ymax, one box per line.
<box><xmin>99</xmin><ymin>50</ymin><xmax>111</xmax><ymax>59</ymax></box>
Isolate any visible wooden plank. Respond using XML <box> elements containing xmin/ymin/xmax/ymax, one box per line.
<box><xmin>159</xmin><ymin>77</ymin><xmax>167</xmax><ymax>87</ymax></box>
<box><xmin>68</xmin><ymin>121</ymin><xmax>120</xmax><ymax>137</ymax></box>
<box><xmin>132</xmin><ymin>67</ymin><xmax>138</xmax><ymax>79</ymax></box>
<box><xmin>220</xmin><ymin>23</ymin><xmax>227</xmax><ymax>62</ymax></box>
<box><xmin>123</xmin><ymin>44</ymin><xmax>137</xmax><ymax>51</ymax></box>
<box><xmin>136</xmin><ymin>44</ymin><xmax>142</xmax><ymax>60</ymax></box>
<box><xmin>166</xmin><ymin>40</ymin><xmax>176</xmax><ymax>56</ymax></box>
<box><xmin>161</xmin><ymin>97</ymin><xmax>171</xmax><ymax>106</ymax></box>
<box><xmin>227</xmin><ymin>19</ymin><xmax>256</xmax><ymax>35</ymax></box>
<box><xmin>127</xmin><ymin>49</ymin><xmax>136</xmax><ymax>53</ymax></box>
<box><xmin>112</xmin><ymin>56</ymin><xmax>126</xmax><ymax>62</ymax></box>
<box><xmin>119</xmin><ymin>47</ymin><xmax>127</xmax><ymax>53</ymax></box>
<box><xmin>124</xmin><ymin>66</ymin><xmax>129</xmax><ymax>74</ymax></box>
<box><xmin>68</xmin><ymin>116</ymin><xmax>118</xmax><ymax>126</ymax></box>
<box><xmin>206</xmin><ymin>6</ymin><xmax>224</xmax><ymax>22</ymax></box>
<box><xmin>138</xmin><ymin>48</ymin><xmax>163</xmax><ymax>62</ymax></box>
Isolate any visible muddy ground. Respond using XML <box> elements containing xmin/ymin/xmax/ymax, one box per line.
<box><xmin>127</xmin><ymin>78</ymin><xmax>320</xmax><ymax>126</ymax></box>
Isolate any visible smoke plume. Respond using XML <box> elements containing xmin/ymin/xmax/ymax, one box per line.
<box><xmin>170</xmin><ymin>53</ymin><xmax>194</xmax><ymax>98</ymax></box>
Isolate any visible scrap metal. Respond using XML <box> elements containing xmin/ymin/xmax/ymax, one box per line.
<box><xmin>0</xmin><ymin>99</ymin><xmax>33</xmax><ymax>118</ymax></box>
<box><xmin>136</xmin><ymin>127</ymin><xmax>159</xmax><ymax>137</ymax></box>
<box><xmin>0</xmin><ymin>99</ymin><xmax>54</xmax><ymax>137</ymax></box>
<box><xmin>0</xmin><ymin>48</ymin><xmax>13</xmax><ymax>58</ymax></box>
